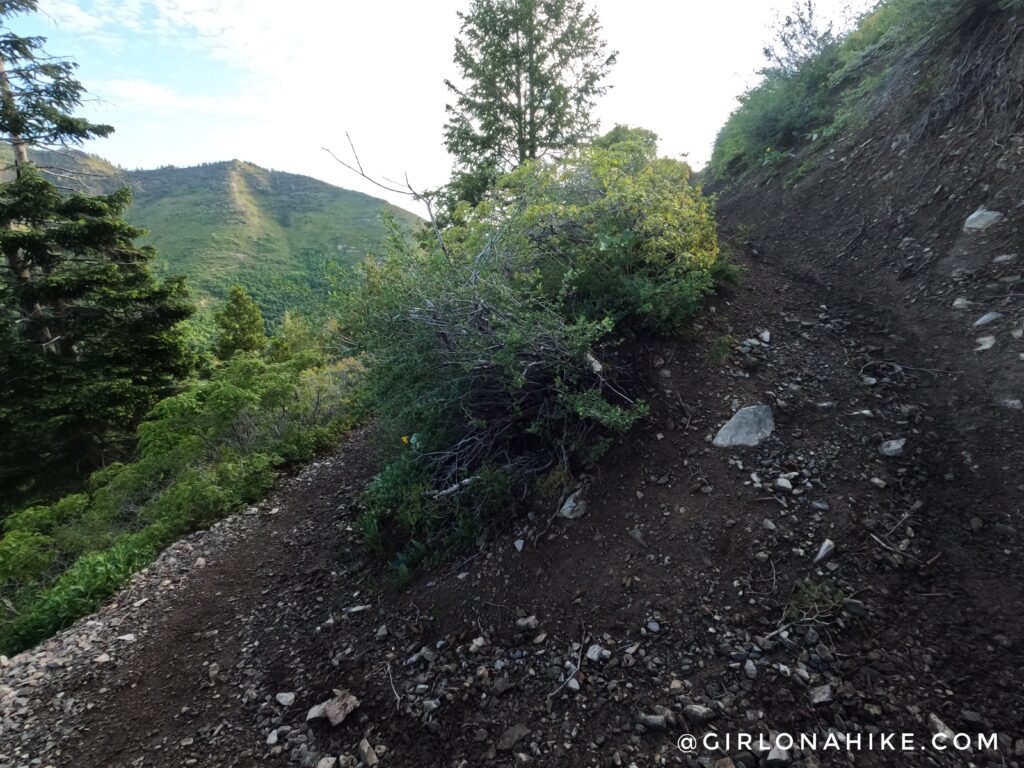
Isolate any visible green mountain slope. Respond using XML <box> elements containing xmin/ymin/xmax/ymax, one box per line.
<box><xmin>12</xmin><ymin>148</ymin><xmax>422</xmax><ymax>321</ymax></box>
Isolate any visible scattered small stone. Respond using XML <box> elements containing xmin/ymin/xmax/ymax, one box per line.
<box><xmin>870</xmin><ymin>477</ymin><xmax>887</xmax><ymax>489</ymax></box>
<box><xmin>974</xmin><ymin>335</ymin><xmax>996</xmax><ymax>352</ymax></box>
<box><xmin>813</xmin><ymin>538</ymin><xmax>835</xmax><ymax>564</ymax></box>
<box><xmin>497</xmin><ymin>723</ymin><xmax>531</xmax><ymax>751</ymax></box>
<box><xmin>743</xmin><ymin>659</ymin><xmax>757</xmax><ymax>679</ymax></box>
<box><xmin>515</xmin><ymin>615</ymin><xmax>539</xmax><ymax>630</ymax></box>
<box><xmin>766</xmin><ymin>744</ymin><xmax>791</xmax><ymax>767</ymax></box>
<box><xmin>879</xmin><ymin>438</ymin><xmax>906</xmax><ymax>457</ymax></box>
<box><xmin>586</xmin><ymin>644</ymin><xmax>604</xmax><ymax>663</ymax></box>
<box><xmin>513</xmin><ymin>538</ymin><xmax>525</xmax><ymax>552</ymax></box>
<box><xmin>357</xmin><ymin>738</ymin><xmax>379</xmax><ymax>766</ymax></box>
<box><xmin>275</xmin><ymin>692</ymin><xmax>295</xmax><ymax>707</ymax></box>
<box><xmin>638</xmin><ymin>713</ymin><xmax>667</xmax><ymax>731</ymax></box>
<box><xmin>316</xmin><ymin>758</ymin><xmax>338</xmax><ymax>768</ymax></box>
<box><xmin>973</xmin><ymin>311</ymin><xmax>1003</xmax><ymax>327</ymax></box>
<box><xmin>683</xmin><ymin>704</ymin><xmax>716</xmax><ymax>724</ymax></box>
<box><xmin>306</xmin><ymin>689</ymin><xmax>360</xmax><ymax>726</ymax></box>
<box><xmin>809</xmin><ymin>683</ymin><xmax>833</xmax><ymax>705</ymax></box>
<box><xmin>774</xmin><ymin>477</ymin><xmax>793</xmax><ymax>491</ymax></box>
<box><xmin>375</xmin><ymin>624</ymin><xmax>388</xmax><ymax>640</ymax></box>
<box><xmin>952</xmin><ymin>297</ymin><xmax>972</xmax><ymax>310</ymax></box>
<box><xmin>558</xmin><ymin>489</ymin><xmax>587</xmax><ymax>519</ymax></box>
<box><xmin>928</xmin><ymin>713</ymin><xmax>956</xmax><ymax>746</ymax></box>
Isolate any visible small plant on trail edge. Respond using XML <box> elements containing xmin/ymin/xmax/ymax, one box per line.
<box><xmin>711</xmin><ymin>335</ymin><xmax>738</xmax><ymax>361</ymax></box>
<box><xmin>339</xmin><ymin>126</ymin><xmax>726</xmax><ymax>568</ymax></box>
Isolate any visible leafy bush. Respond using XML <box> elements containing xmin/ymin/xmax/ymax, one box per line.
<box><xmin>0</xmin><ymin>327</ymin><xmax>365</xmax><ymax>654</ymax></box>
<box><xmin>707</xmin><ymin>0</ymin><xmax>989</xmax><ymax>181</ymax></box>
<box><xmin>340</xmin><ymin>127</ymin><xmax>721</xmax><ymax>559</ymax></box>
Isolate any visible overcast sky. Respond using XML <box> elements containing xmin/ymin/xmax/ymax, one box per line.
<box><xmin>24</xmin><ymin>0</ymin><xmax>855</xmax><ymax>214</ymax></box>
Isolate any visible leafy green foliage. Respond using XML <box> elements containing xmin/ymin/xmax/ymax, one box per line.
<box><xmin>215</xmin><ymin>284</ymin><xmax>267</xmax><ymax>359</ymax></box>
<box><xmin>341</xmin><ymin>127</ymin><xmax>720</xmax><ymax>557</ymax></box>
<box><xmin>707</xmin><ymin>0</ymin><xmax>984</xmax><ymax>181</ymax></box>
<box><xmin>0</xmin><ymin>334</ymin><xmax>366</xmax><ymax>654</ymax></box>
<box><xmin>443</xmin><ymin>0</ymin><xmax>616</xmax><ymax>207</ymax></box>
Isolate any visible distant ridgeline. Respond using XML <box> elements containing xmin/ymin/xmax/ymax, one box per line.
<box><xmin>3</xmin><ymin>147</ymin><xmax>422</xmax><ymax>325</ymax></box>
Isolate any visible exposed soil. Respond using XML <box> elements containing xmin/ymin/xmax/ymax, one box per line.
<box><xmin>3</xmin><ymin>10</ymin><xmax>1023</xmax><ymax>768</ymax></box>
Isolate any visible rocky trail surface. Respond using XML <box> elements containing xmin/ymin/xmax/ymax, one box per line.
<box><xmin>3</xmin><ymin>194</ymin><xmax>1022</xmax><ymax>767</ymax></box>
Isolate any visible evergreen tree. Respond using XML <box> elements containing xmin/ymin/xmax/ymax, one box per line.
<box><xmin>0</xmin><ymin>1</ymin><xmax>194</xmax><ymax>508</ymax></box>
<box><xmin>214</xmin><ymin>284</ymin><xmax>267</xmax><ymax>359</ymax></box>
<box><xmin>443</xmin><ymin>0</ymin><xmax>616</xmax><ymax>207</ymax></box>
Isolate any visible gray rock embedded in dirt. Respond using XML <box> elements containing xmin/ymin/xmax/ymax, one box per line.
<box><xmin>809</xmin><ymin>683</ymin><xmax>833</xmax><ymax>704</ymax></box>
<box><xmin>497</xmin><ymin>723</ymin><xmax>530</xmax><ymax>751</ymax></box>
<box><xmin>639</xmin><ymin>713</ymin><xmax>668</xmax><ymax>731</ymax></box>
<box><xmin>766</xmin><ymin>745</ymin><xmax>791</xmax><ymax>767</ymax></box>
<box><xmin>713</xmin><ymin>405</ymin><xmax>775</xmax><ymax>448</ymax></box>
<box><xmin>964</xmin><ymin>207</ymin><xmax>1005</xmax><ymax>231</ymax></box>
<box><xmin>683</xmin><ymin>704</ymin><xmax>716</xmax><ymax>724</ymax></box>
<box><xmin>275</xmin><ymin>692</ymin><xmax>295</xmax><ymax>706</ymax></box>
<box><xmin>879</xmin><ymin>438</ymin><xmax>906</xmax><ymax>457</ymax></box>
<box><xmin>357</xmin><ymin>738</ymin><xmax>379</xmax><ymax>766</ymax></box>
<box><xmin>306</xmin><ymin>689</ymin><xmax>360</xmax><ymax>726</ymax></box>
<box><xmin>558</xmin><ymin>489</ymin><xmax>586</xmax><ymax>519</ymax></box>
<box><xmin>744</xmin><ymin>659</ymin><xmax>757</xmax><ymax>679</ymax></box>
<box><xmin>813</xmin><ymin>538</ymin><xmax>835</xmax><ymax>563</ymax></box>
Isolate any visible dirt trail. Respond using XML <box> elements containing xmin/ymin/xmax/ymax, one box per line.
<box><xmin>3</xmin><ymin>203</ymin><xmax>1021</xmax><ymax>767</ymax></box>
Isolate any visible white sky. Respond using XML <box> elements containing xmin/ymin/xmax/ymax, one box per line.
<box><xmin>27</xmin><ymin>0</ymin><xmax>856</xmax><ymax>215</ymax></box>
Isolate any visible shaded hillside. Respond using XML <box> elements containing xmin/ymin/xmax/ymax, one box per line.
<box><xmin>13</xmin><ymin>148</ymin><xmax>422</xmax><ymax>320</ymax></box>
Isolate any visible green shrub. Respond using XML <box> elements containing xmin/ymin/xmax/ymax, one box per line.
<box><xmin>340</xmin><ymin>127</ymin><xmax>721</xmax><ymax>556</ymax></box>
<box><xmin>707</xmin><ymin>0</ymin><xmax>987</xmax><ymax>182</ymax></box>
<box><xmin>0</xmin><ymin>327</ymin><xmax>365</xmax><ymax>654</ymax></box>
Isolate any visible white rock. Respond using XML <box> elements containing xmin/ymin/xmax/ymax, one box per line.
<box><xmin>973</xmin><ymin>311</ymin><xmax>1003</xmax><ymax>327</ymax></box>
<box><xmin>516</xmin><ymin>615</ymin><xmax>539</xmax><ymax>630</ymax></box>
<box><xmin>952</xmin><ymin>297</ymin><xmax>972</xmax><ymax>310</ymax></box>
<box><xmin>586</xmin><ymin>644</ymin><xmax>604</xmax><ymax>663</ymax></box>
<box><xmin>275</xmin><ymin>692</ymin><xmax>295</xmax><ymax>707</ymax></box>
<box><xmin>513</xmin><ymin>538</ymin><xmax>524</xmax><ymax>552</ymax></box>
<box><xmin>712</xmin><ymin>405</ymin><xmax>775</xmax><ymax>448</ymax></box>
<box><xmin>975</xmin><ymin>335</ymin><xmax>996</xmax><ymax>351</ymax></box>
<box><xmin>879</xmin><ymin>438</ymin><xmax>906</xmax><ymax>457</ymax></box>
<box><xmin>813</xmin><ymin>539</ymin><xmax>835</xmax><ymax>563</ymax></box>
<box><xmin>759</xmin><ymin>330</ymin><xmax>771</xmax><ymax>344</ymax></box>
<box><xmin>557</xmin><ymin>489</ymin><xmax>586</xmax><ymax>519</ymax></box>
<box><xmin>774</xmin><ymin>477</ymin><xmax>793</xmax><ymax>491</ymax></box>
<box><xmin>963</xmin><ymin>207</ymin><xmax>1005</xmax><ymax>231</ymax></box>
<box><xmin>357</xmin><ymin>738</ymin><xmax>379</xmax><ymax>766</ymax></box>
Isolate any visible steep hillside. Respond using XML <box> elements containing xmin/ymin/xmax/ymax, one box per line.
<box><xmin>16</xmin><ymin>148</ymin><xmax>422</xmax><ymax>320</ymax></box>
